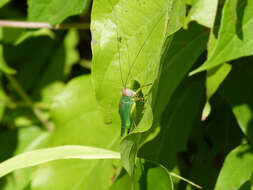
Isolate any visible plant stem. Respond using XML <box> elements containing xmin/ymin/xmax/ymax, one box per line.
<box><xmin>6</xmin><ymin>75</ymin><xmax>53</xmax><ymax>131</ymax></box>
<box><xmin>0</xmin><ymin>20</ymin><xmax>89</xmax><ymax>30</ymax></box>
<box><xmin>169</xmin><ymin>172</ymin><xmax>202</xmax><ymax>189</ymax></box>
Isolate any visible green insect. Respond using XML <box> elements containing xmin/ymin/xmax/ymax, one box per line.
<box><xmin>116</xmin><ymin>35</ymin><xmax>152</xmax><ymax>137</ymax></box>
<box><xmin>119</xmin><ymin>84</ymin><xmax>151</xmax><ymax>136</ymax></box>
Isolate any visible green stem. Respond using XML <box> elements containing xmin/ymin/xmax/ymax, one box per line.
<box><xmin>6</xmin><ymin>75</ymin><xmax>53</xmax><ymax>131</ymax></box>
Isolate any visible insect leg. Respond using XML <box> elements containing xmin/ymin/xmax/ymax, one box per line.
<box><xmin>135</xmin><ymin>83</ymin><xmax>152</xmax><ymax>94</ymax></box>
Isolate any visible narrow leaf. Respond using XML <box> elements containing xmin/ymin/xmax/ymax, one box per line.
<box><xmin>0</xmin><ymin>145</ymin><xmax>120</xmax><ymax>178</ymax></box>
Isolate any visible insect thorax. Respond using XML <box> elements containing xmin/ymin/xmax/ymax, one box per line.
<box><xmin>122</xmin><ymin>87</ymin><xmax>136</xmax><ymax>97</ymax></box>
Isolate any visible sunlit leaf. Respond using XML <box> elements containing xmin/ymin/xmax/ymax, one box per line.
<box><xmin>191</xmin><ymin>0</ymin><xmax>253</xmax><ymax>74</ymax></box>
<box><xmin>28</xmin><ymin>0</ymin><xmax>92</xmax><ymax>25</ymax></box>
<box><xmin>215</xmin><ymin>144</ymin><xmax>253</xmax><ymax>190</ymax></box>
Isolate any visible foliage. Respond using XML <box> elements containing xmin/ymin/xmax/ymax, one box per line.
<box><xmin>0</xmin><ymin>0</ymin><xmax>252</xmax><ymax>189</ymax></box>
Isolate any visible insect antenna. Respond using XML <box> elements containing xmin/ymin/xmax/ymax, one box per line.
<box><xmin>124</xmin><ymin>14</ymin><xmax>164</xmax><ymax>87</ymax></box>
<box><xmin>116</xmin><ymin>30</ymin><xmax>124</xmax><ymax>87</ymax></box>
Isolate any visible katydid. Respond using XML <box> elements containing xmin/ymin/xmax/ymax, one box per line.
<box><xmin>116</xmin><ymin>34</ymin><xmax>152</xmax><ymax>137</ymax></box>
<box><xmin>119</xmin><ymin>84</ymin><xmax>151</xmax><ymax>136</ymax></box>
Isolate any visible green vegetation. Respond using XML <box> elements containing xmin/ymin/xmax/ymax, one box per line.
<box><xmin>0</xmin><ymin>0</ymin><xmax>253</xmax><ymax>189</ymax></box>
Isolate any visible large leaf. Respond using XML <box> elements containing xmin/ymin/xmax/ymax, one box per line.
<box><xmin>0</xmin><ymin>0</ymin><xmax>10</xmax><ymax>8</ymax></box>
<box><xmin>0</xmin><ymin>145</ymin><xmax>120</xmax><ymax>179</ymax></box>
<box><xmin>185</xmin><ymin>0</ymin><xmax>218</xmax><ymax>28</ymax></box>
<box><xmin>214</xmin><ymin>144</ymin><xmax>253</xmax><ymax>190</ymax></box>
<box><xmin>152</xmin><ymin>22</ymin><xmax>208</xmax><ymax>125</ymax></box>
<box><xmin>140</xmin><ymin>76</ymin><xmax>205</xmax><ymax>169</ymax></box>
<box><xmin>91</xmin><ymin>0</ymin><xmax>170</xmax><ymax>123</ymax></box>
<box><xmin>91</xmin><ymin>0</ymin><xmax>183</xmax><ymax>176</ymax></box>
<box><xmin>27</xmin><ymin>0</ymin><xmax>91</xmax><ymax>25</ymax></box>
<box><xmin>30</xmin><ymin>75</ymin><xmax>120</xmax><ymax>190</ymax></box>
<box><xmin>191</xmin><ymin>0</ymin><xmax>253</xmax><ymax>74</ymax></box>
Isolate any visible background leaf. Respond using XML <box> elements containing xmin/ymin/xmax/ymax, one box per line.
<box><xmin>28</xmin><ymin>0</ymin><xmax>92</xmax><ymax>25</ymax></box>
<box><xmin>30</xmin><ymin>75</ymin><xmax>120</xmax><ymax>190</ymax></box>
<box><xmin>214</xmin><ymin>144</ymin><xmax>253</xmax><ymax>190</ymax></box>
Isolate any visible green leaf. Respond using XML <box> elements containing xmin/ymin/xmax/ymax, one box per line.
<box><xmin>202</xmin><ymin>63</ymin><xmax>231</xmax><ymax>120</ymax></box>
<box><xmin>219</xmin><ymin>62</ymin><xmax>253</xmax><ymax>142</ymax></box>
<box><xmin>0</xmin><ymin>37</ymin><xmax>16</xmax><ymax>74</ymax></box>
<box><xmin>140</xmin><ymin>75</ymin><xmax>205</xmax><ymax>169</ymax></box>
<box><xmin>91</xmin><ymin>0</ymin><xmax>171</xmax><ymax>123</ymax></box>
<box><xmin>214</xmin><ymin>144</ymin><xmax>253</xmax><ymax>190</ymax></box>
<box><xmin>91</xmin><ymin>0</ymin><xmax>182</xmax><ymax>176</ymax></box>
<box><xmin>0</xmin><ymin>145</ymin><xmax>120</xmax><ymax>178</ymax></box>
<box><xmin>31</xmin><ymin>29</ymin><xmax>79</xmax><ymax>103</ymax></box>
<box><xmin>0</xmin><ymin>0</ymin><xmax>10</xmax><ymax>8</ymax></box>
<box><xmin>166</xmin><ymin>0</ymin><xmax>186</xmax><ymax>36</ymax></box>
<box><xmin>27</xmin><ymin>0</ymin><xmax>91</xmax><ymax>25</ymax></box>
<box><xmin>152</xmin><ymin>23</ymin><xmax>208</xmax><ymax>125</ymax></box>
<box><xmin>185</xmin><ymin>0</ymin><xmax>218</xmax><ymax>28</ymax></box>
<box><xmin>15</xmin><ymin>28</ymin><xmax>55</xmax><ymax>45</ymax></box>
<box><xmin>110</xmin><ymin>159</ymin><xmax>174</xmax><ymax>190</ymax></box>
<box><xmin>30</xmin><ymin>75</ymin><xmax>120</xmax><ymax>190</ymax></box>
<box><xmin>191</xmin><ymin>0</ymin><xmax>253</xmax><ymax>74</ymax></box>
<box><xmin>0</xmin><ymin>126</ymin><xmax>50</xmax><ymax>190</ymax></box>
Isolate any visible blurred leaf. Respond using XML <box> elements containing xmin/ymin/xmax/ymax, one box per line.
<box><xmin>1</xmin><ymin>28</ymin><xmax>24</xmax><ymax>44</ymax></box>
<box><xmin>63</xmin><ymin>29</ymin><xmax>80</xmax><ymax>76</ymax></box>
<box><xmin>185</xmin><ymin>0</ymin><xmax>218</xmax><ymax>28</ymax></box>
<box><xmin>110</xmin><ymin>159</ymin><xmax>174</xmax><ymax>190</ymax></box>
<box><xmin>0</xmin><ymin>127</ymin><xmax>49</xmax><ymax>190</ymax></box>
<box><xmin>0</xmin><ymin>30</ymin><xmax>16</xmax><ymax>74</ymax></box>
<box><xmin>191</xmin><ymin>0</ymin><xmax>253</xmax><ymax>74</ymax></box>
<box><xmin>219</xmin><ymin>62</ymin><xmax>253</xmax><ymax>142</ymax></box>
<box><xmin>0</xmin><ymin>77</ymin><xmax>6</xmax><ymax>121</ymax></box>
<box><xmin>0</xmin><ymin>0</ymin><xmax>10</xmax><ymax>8</ymax></box>
<box><xmin>30</xmin><ymin>75</ymin><xmax>120</xmax><ymax>190</ymax></box>
<box><xmin>0</xmin><ymin>145</ymin><xmax>120</xmax><ymax>178</ymax></box>
<box><xmin>31</xmin><ymin>29</ymin><xmax>79</xmax><ymax>103</ymax></box>
<box><xmin>214</xmin><ymin>144</ymin><xmax>253</xmax><ymax>190</ymax></box>
<box><xmin>0</xmin><ymin>47</ymin><xmax>15</xmax><ymax>74</ymax></box>
<box><xmin>15</xmin><ymin>29</ymin><xmax>55</xmax><ymax>45</ymax></box>
<box><xmin>27</xmin><ymin>0</ymin><xmax>92</xmax><ymax>25</ymax></box>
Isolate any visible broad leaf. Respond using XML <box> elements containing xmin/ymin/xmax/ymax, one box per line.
<box><xmin>214</xmin><ymin>144</ymin><xmax>253</xmax><ymax>190</ymax></box>
<box><xmin>30</xmin><ymin>75</ymin><xmax>120</xmax><ymax>190</ymax></box>
<box><xmin>91</xmin><ymin>0</ymin><xmax>171</xmax><ymax>123</ymax></box>
<box><xmin>152</xmin><ymin>22</ymin><xmax>208</xmax><ymax>125</ymax></box>
<box><xmin>140</xmin><ymin>75</ymin><xmax>205</xmax><ymax>169</ymax></box>
<box><xmin>191</xmin><ymin>0</ymin><xmax>253</xmax><ymax>74</ymax></box>
<box><xmin>185</xmin><ymin>0</ymin><xmax>218</xmax><ymax>28</ymax></box>
<box><xmin>0</xmin><ymin>0</ymin><xmax>10</xmax><ymax>8</ymax></box>
<box><xmin>0</xmin><ymin>127</ymin><xmax>49</xmax><ymax>190</ymax></box>
<box><xmin>28</xmin><ymin>0</ymin><xmax>91</xmax><ymax>25</ymax></box>
<box><xmin>91</xmin><ymin>0</ymin><xmax>182</xmax><ymax>175</ymax></box>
